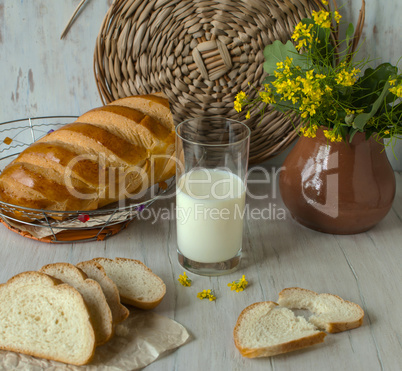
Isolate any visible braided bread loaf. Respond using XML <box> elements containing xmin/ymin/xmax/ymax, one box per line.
<box><xmin>0</xmin><ymin>94</ymin><xmax>175</xmax><ymax>219</ymax></box>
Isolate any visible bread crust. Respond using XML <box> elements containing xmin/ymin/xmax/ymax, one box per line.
<box><xmin>233</xmin><ymin>301</ymin><xmax>326</xmax><ymax>358</ymax></box>
<box><xmin>278</xmin><ymin>287</ymin><xmax>365</xmax><ymax>333</ymax></box>
<box><xmin>0</xmin><ymin>94</ymin><xmax>175</xmax><ymax>221</ymax></box>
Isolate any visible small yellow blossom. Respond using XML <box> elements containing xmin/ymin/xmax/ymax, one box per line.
<box><xmin>234</xmin><ymin>91</ymin><xmax>248</xmax><ymax>112</ymax></box>
<box><xmin>228</xmin><ymin>275</ymin><xmax>249</xmax><ymax>292</ymax></box>
<box><xmin>236</xmin><ymin>91</ymin><xmax>247</xmax><ymax>101</ymax></box>
<box><xmin>300</xmin><ymin>124</ymin><xmax>318</xmax><ymax>138</ymax></box>
<box><xmin>312</xmin><ymin>10</ymin><xmax>332</xmax><ymax>29</ymax></box>
<box><xmin>245</xmin><ymin>111</ymin><xmax>251</xmax><ymax>119</ymax></box>
<box><xmin>321</xmin><ymin>0</ymin><xmax>328</xmax><ymax>5</ymax></box>
<box><xmin>324</xmin><ymin>129</ymin><xmax>343</xmax><ymax>142</ymax></box>
<box><xmin>335</xmin><ymin>67</ymin><xmax>360</xmax><ymax>86</ymax></box>
<box><xmin>234</xmin><ymin>100</ymin><xmax>242</xmax><ymax>113</ymax></box>
<box><xmin>334</xmin><ymin>11</ymin><xmax>342</xmax><ymax>24</ymax></box>
<box><xmin>291</xmin><ymin>22</ymin><xmax>314</xmax><ymax>50</ymax></box>
<box><xmin>178</xmin><ymin>272</ymin><xmax>192</xmax><ymax>287</ymax></box>
<box><xmin>390</xmin><ymin>83</ymin><xmax>402</xmax><ymax>98</ymax></box>
<box><xmin>259</xmin><ymin>91</ymin><xmax>276</xmax><ymax>104</ymax></box>
<box><xmin>384</xmin><ymin>130</ymin><xmax>390</xmax><ymax>135</ymax></box>
<box><xmin>197</xmin><ymin>289</ymin><xmax>216</xmax><ymax>301</ymax></box>
<box><xmin>389</xmin><ymin>79</ymin><xmax>396</xmax><ymax>86</ymax></box>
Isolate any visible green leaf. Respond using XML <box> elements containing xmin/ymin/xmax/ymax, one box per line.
<box><xmin>263</xmin><ymin>40</ymin><xmax>309</xmax><ymax>75</ymax></box>
<box><xmin>365</xmin><ymin>131</ymin><xmax>373</xmax><ymax>140</ymax></box>
<box><xmin>274</xmin><ymin>99</ymin><xmax>298</xmax><ymax>112</ymax></box>
<box><xmin>353</xmin><ymin>80</ymin><xmax>391</xmax><ymax>130</ymax></box>
<box><xmin>348</xmin><ymin>128</ymin><xmax>360</xmax><ymax>143</ymax></box>
<box><xmin>353</xmin><ymin>113</ymin><xmax>370</xmax><ymax>130</ymax></box>
<box><xmin>345</xmin><ymin>23</ymin><xmax>354</xmax><ymax>46</ymax></box>
<box><xmin>263</xmin><ymin>41</ymin><xmax>293</xmax><ymax>74</ymax></box>
<box><xmin>353</xmin><ymin>63</ymin><xmax>398</xmax><ymax>107</ymax></box>
<box><xmin>261</xmin><ymin>75</ymin><xmax>276</xmax><ymax>86</ymax></box>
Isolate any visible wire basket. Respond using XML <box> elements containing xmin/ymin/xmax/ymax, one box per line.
<box><xmin>94</xmin><ymin>0</ymin><xmax>322</xmax><ymax>164</ymax></box>
<box><xmin>0</xmin><ymin>116</ymin><xmax>174</xmax><ymax>243</ymax></box>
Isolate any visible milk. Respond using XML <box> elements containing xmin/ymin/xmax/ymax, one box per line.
<box><xmin>176</xmin><ymin>169</ymin><xmax>246</xmax><ymax>263</ymax></box>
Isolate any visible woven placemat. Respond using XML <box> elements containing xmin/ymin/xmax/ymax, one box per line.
<box><xmin>94</xmin><ymin>0</ymin><xmax>323</xmax><ymax>163</ymax></box>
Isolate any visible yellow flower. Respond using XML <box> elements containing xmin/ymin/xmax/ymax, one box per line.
<box><xmin>236</xmin><ymin>91</ymin><xmax>247</xmax><ymax>101</ymax></box>
<box><xmin>300</xmin><ymin>124</ymin><xmax>318</xmax><ymax>138</ymax></box>
<box><xmin>321</xmin><ymin>0</ymin><xmax>328</xmax><ymax>4</ymax></box>
<box><xmin>245</xmin><ymin>111</ymin><xmax>251</xmax><ymax>119</ymax></box>
<box><xmin>291</xmin><ymin>22</ymin><xmax>314</xmax><ymax>50</ymax></box>
<box><xmin>390</xmin><ymin>84</ymin><xmax>402</xmax><ymax>97</ymax></box>
<box><xmin>334</xmin><ymin>11</ymin><xmax>342</xmax><ymax>24</ymax></box>
<box><xmin>234</xmin><ymin>91</ymin><xmax>248</xmax><ymax>112</ymax></box>
<box><xmin>227</xmin><ymin>275</ymin><xmax>249</xmax><ymax>292</ymax></box>
<box><xmin>312</xmin><ymin>10</ymin><xmax>332</xmax><ymax>29</ymax></box>
<box><xmin>384</xmin><ymin>130</ymin><xmax>390</xmax><ymax>135</ymax></box>
<box><xmin>324</xmin><ymin>129</ymin><xmax>343</xmax><ymax>142</ymax></box>
<box><xmin>197</xmin><ymin>289</ymin><xmax>216</xmax><ymax>301</ymax></box>
<box><xmin>335</xmin><ymin>67</ymin><xmax>360</xmax><ymax>86</ymax></box>
<box><xmin>389</xmin><ymin>79</ymin><xmax>396</xmax><ymax>86</ymax></box>
<box><xmin>178</xmin><ymin>272</ymin><xmax>192</xmax><ymax>287</ymax></box>
<box><xmin>259</xmin><ymin>91</ymin><xmax>276</xmax><ymax>104</ymax></box>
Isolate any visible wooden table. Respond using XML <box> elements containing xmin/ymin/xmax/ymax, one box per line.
<box><xmin>0</xmin><ymin>166</ymin><xmax>401</xmax><ymax>371</ymax></box>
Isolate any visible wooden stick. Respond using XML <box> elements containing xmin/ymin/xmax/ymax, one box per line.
<box><xmin>346</xmin><ymin>0</ymin><xmax>366</xmax><ymax>62</ymax></box>
<box><xmin>60</xmin><ymin>0</ymin><xmax>90</xmax><ymax>39</ymax></box>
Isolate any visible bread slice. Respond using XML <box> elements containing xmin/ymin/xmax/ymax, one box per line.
<box><xmin>39</xmin><ymin>263</ymin><xmax>113</xmax><ymax>345</ymax></box>
<box><xmin>278</xmin><ymin>287</ymin><xmax>364</xmax><ymax>333</ymax></box>
<box><xmin>234</xmin><ymin>301</ymin><xmax>326</xmax><ymax>358</ymax></box>
<box><xmin>92</xmin><ymin>257</ymin><xmax>166</xmax><ymax>310</ymax></box>
<box><xmin>0</xmin><ymin>271</ymin><xmax>95</xmax><ymax>365</ymax></box>
<box><xmin>76</xmin><ymin>260</ymin><xmax>129</xmax><ymax>324</ymax></box>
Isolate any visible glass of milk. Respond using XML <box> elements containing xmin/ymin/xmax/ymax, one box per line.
<box><xmin>175</xmin><ymin>117</ymin><xmax>250</xmax><ymax>276</ymax></box>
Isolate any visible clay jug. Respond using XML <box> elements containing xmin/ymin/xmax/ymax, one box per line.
<box><xmin>279</xmin><ymin>129</ymin><xmax>396</xmax><ymax>234</ymax></box>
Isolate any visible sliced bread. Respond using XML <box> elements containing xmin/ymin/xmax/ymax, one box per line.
<box><xmin>278</xmin><ymin>287</ymin><xmax>364</xmax><ymax>333</ymax></box>
<box><xmin>233</xmin><ymin>301</ymin><xmax>326</xmax><ymax>358</ymax></box>
<box><xmin>39</xmin><ymin>263</ymin><xmax>113</xmax><ymax>345</ymax></box>
<box><xmin>92</xmin><ymin>257</ymin><xmax>166</xmax><ymax>310</ymax></box>
<box><xmin>77</xmin><ymin>260</ymin><xmax>129</xmax><ymax>324</ymax></box>
<box><xmin>0</xmin><ymin>271</ymin><xmax>95</xmax><ymax>365</ymax></box>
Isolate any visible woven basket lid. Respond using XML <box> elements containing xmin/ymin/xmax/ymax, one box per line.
<box><xmin>94</xmin><ymin>0</ymin><xmax>321</xmax><ymax>164</ymax></box>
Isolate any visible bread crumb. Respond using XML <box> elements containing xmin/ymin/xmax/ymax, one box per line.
<box><xmin>115</xmin><ymin>324</ymin><xmax>130</xmax><ymax>337</ymax></box>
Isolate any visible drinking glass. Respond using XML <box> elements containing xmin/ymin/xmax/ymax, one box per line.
<box><xmin>175</xmin><ymin>117</ymin><xmax>251</xmax><ymax>276</ymax></box>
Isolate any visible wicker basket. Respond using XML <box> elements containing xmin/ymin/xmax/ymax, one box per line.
<box><xmin>94</xmin><ymin>0</ymin><xmax>323</xmax><ymax>164</ymax></box>
<box><xmin>0</xmin><ymin>116</ymin><xmax>174</xmax><ymax>243</ymax></box>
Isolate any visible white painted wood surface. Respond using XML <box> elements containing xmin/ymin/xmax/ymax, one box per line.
<box><xmin>0</xmin><ymin>0</ymin><xmax>401</xmax><ymax>169</ymax></box>
<box><xmin>0</xmin><ymin>1</ymin><xmax>401</xmax><ymax>366</ymax></box>
<box><xmin>0</xmin><ymin>166</ymin><xmax>401</xmax><ymax>370</ymax></box>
